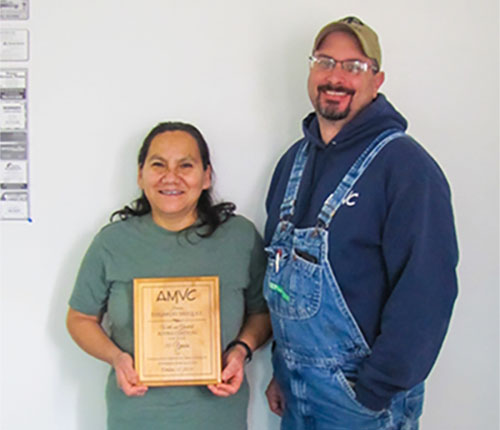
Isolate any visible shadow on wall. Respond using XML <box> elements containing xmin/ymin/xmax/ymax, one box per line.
<box><xmin>246</xmin><ymin>344</ymin><xmax>282</xmax><ymax>430</ymax></box>
<box><xmin>47</xmin><ymin>227</ymin><xmax>109</xmax><ymax>430</ymax></box>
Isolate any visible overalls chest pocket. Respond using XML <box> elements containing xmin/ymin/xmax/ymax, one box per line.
<box><xmin>264</xmin><ymin>245</ymin><xmax>323</xmax><ymax>320</ymax></box>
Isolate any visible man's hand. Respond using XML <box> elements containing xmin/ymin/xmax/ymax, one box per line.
<box><xmin>266</xmin><ymin>376</ymin><xmax>285</xmax><ymax>416</ymax></box>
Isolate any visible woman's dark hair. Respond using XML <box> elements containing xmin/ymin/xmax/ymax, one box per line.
<box><xmin>111</xmin><ymin>121</ymin><xmax>235</xmax><ymax>237</ymax></box>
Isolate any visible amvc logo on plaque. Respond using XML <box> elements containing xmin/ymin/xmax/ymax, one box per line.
<box><xmin>156</xmin><ymin>288</ymin><xmax>197</xmax><ymax>304</ymax></box>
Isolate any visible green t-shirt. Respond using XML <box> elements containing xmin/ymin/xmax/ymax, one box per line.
<box><xmin>69</xmin><ymin>214</ymin><xmax>268</xmax><ymax>430</ymax></box>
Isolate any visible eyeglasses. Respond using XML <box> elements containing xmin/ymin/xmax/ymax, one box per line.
<box><xmin>308</xmin><ymin>55</ymin><xmax>378</xmax><ymax>75</ymax></box>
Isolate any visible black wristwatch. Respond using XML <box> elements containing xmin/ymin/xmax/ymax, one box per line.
<box><xmin>225</xmin><ymin>339</ymin><xmax>253</xmax><ymax>362</ymax></box>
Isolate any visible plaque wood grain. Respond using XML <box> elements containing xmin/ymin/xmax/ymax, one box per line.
<box><xmin>133</xmin><ymin>276</ymin><xmax>221</xmax><ymax>386</ymax></box>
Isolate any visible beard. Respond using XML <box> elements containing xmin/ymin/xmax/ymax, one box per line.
<box><xmin>314</xmin><ymin>84</ymin><xmax>354</xmax><ymax>121</ymax></box>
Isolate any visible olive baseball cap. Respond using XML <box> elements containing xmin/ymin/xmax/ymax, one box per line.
<box><xmin>313</xmin><ymin>16</ymin><xmax>382</xmax><ymax>69</ymax></box>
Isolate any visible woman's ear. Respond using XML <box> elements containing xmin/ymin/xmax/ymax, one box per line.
<box><xmin>137</xmin><ymin>167</ymin><xmax>144</xmax><ymax>189</ymax></box>
<box><xmin>203</xmin><ymin>165</ymin><xmax>212</xmax><ymax>190</ymax></box>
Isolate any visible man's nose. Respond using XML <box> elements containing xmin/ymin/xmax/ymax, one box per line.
<box><xmin>325</xmin><ymin>64</ymin><xmax>346</xmax><ymax>83</ymax></box>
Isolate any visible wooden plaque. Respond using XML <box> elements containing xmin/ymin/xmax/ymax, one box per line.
<box><xmin>133</xmin><ymin>276</ymin><xmax>221</xmax><ymax>386</ymax></box>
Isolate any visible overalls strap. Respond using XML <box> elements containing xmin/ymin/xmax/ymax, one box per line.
<box><xmin>317</xmin><ymin>129</ymin><xmax>405</xmax><ymax>229</ymax></box>
<box><xmin>279</xmin><ymin>139</ymin><xmax>310</xmax><ymax>221</ymax></box>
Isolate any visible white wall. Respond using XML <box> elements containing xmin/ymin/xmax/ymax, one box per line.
<box><xmin>1</xmin><ymin>1</ymin><xmax>498</xmax><ymax>429</ymax></box>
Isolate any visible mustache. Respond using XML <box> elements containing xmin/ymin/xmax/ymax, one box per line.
<box><xmin>317</xmin><ymin>84</ymin><xmax>355</xmax><ymax>95</ymax></box>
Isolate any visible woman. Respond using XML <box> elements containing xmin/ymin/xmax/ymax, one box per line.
<box><xmin>66</xmin><ymin>122</ymin><xmax>271</xmax><ymax>429</ymax></box>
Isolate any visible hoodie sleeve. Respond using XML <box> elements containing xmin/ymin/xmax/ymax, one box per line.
<box><xmin>354</xmin><ymin>138</ymin><xmax>459</xmax><ymax>411</ymax></box>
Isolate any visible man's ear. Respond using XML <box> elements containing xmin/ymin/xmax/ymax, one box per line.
<box><xmin>373</xmin><ymin>71</ymin><xmax>385</xmax><ymax>97</ymax></box>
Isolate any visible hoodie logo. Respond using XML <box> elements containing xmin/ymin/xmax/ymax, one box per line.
<box><xmin>342</xmin><ymin>190</ymin><xmax>359</xmax><ymax>207</ymax></box>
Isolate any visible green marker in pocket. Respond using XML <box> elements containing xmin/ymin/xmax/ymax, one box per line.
<box><xmin>269</xmin><ymin>281</ymin><xmax>290</xmax><ymax>302</ymax></box>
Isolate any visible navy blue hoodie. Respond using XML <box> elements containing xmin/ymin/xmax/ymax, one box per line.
<box><xmin>265</xmin><ymin>94</ymin><xmax>458</xmax><ymax>410</ymax></box>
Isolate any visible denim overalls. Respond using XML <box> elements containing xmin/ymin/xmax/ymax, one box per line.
<box><xmin>264</xmin><ymin>129</ymin><xmax>424</xmax><ymax>430</ymax></box>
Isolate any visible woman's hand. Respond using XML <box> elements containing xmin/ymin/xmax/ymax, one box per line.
<box><xmin>207</xmin><ymin>345</ymin><xmax>247</xmax><ymax>397</ymax></box>
<box><xmin>112</xmin><ymin>351</ymin><xmax>148</xmax><ymax>397</ymax></box>
<box><xmin>266</xmin><ymin>376</ymin><xmax>285</xmax><ymax>416</ymax></box>
<box><xmin>208</xmin><ymin>313</ymin><xmax>271</xmax><ymax>397</ymax></box>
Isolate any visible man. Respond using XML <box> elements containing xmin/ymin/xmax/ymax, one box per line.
<box><xmin>263</xmin><ymin>16</ymin><xmax>458</xmax><ymax>430</ymax></box>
